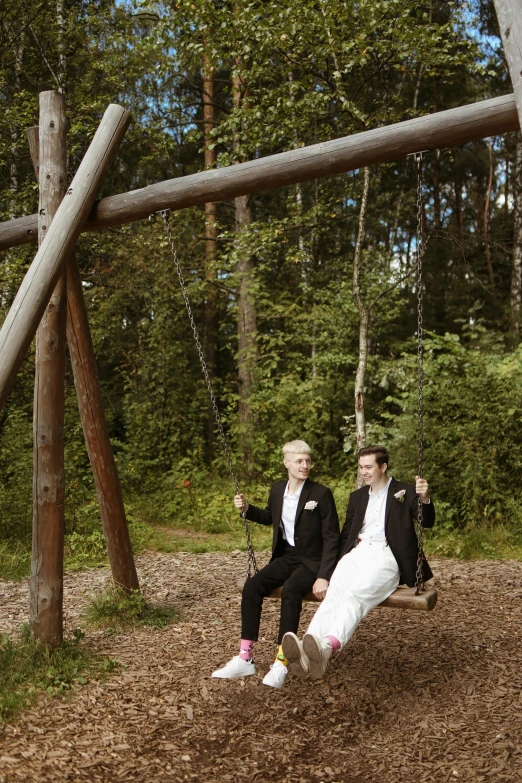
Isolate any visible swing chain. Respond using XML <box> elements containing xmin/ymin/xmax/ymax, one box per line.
<box><xmin>155</xmin><ymin>209</ymin><xmax>258</xmax><ymax>578</ymax></box>
<box><xmin>414</xmin><ymin>152</ymin><xmax>425</xmax><ymax>595</ymax></box>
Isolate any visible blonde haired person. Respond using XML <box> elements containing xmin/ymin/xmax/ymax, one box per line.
<box><xmin>212</xmin><ymin>440</ymin><xmax>339</xmax><ymax>689</ymax></box>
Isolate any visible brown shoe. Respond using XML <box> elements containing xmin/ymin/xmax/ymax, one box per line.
<box><xmin>303</xmin><ymin>633</ymin><xmax>332</xmax><ymax>679</ymax></box>
<box><xmin>282</xmin><ymin>632</ymin><xmax>309</xmax><ymax>678</ymax></box>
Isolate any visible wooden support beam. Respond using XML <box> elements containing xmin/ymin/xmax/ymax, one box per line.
<box><xmin>0</xmin><ymin>93</ymin><xmax>519</xmax><ymax>252</ymax></box>
<box><xmin>66</xmin><ymin>256</ymin><xmax>139</xmax><ymax>593</ymax></box>
<box><xmin>494</xmin><ymin>1</ymin><xmax>522</xmax><ymax>128</ymax></box>
<box><xmin>0</xmin><ymin>104</ymin><xmax>131</xmax><ymax>413</ymax></box>
<box><xmin>28</xmin><ymin>109</ymin><xmax>139</xmax><ymax>599</ymax></box>
<box><xmin>28</xmin><ymin>93</ymin><xmax>67</xmax><ymax>645</ymax></box>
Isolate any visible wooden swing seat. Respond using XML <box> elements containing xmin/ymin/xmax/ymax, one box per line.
<box><xmin>237</xmin><ymin>579</ymin><xmax>438</xmax><ymax>611</ymax></box>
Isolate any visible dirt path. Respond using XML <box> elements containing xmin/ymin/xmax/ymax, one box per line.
<box><xmin>1</xmin><ymin>551</ymin><xmax>522</xmax><ymax>783</ymax></box>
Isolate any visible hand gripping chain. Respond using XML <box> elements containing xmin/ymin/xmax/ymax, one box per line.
<box><xmin>152</xmin><ymin>210</ymin><xmax>258</xmax><ymax>578</ymax></box>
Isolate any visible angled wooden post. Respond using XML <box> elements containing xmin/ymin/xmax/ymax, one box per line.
<box><xmin>27</xmin><ymin>92</ymin><xmax>67</xmax><ymax>644</ymax></box>
<box><xmin>493</xmin><ymin>1</ymin><xmax>522</xmax><ymax>127</ymax></box>
<box><xmin>0</xmin><ymin>103</ymin><xmax>131</xmax><ymax>413</ymax></box>
<box><xmin>28</xmin><ymin>110</ymin><xmax>139</xmax><ymax>605</ymax></box>
<box><xmin>66</xmin><ymin>257</ymin><xmax>139</xmax><ymax>592</ymax></box>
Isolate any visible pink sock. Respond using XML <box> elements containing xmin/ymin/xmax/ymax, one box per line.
<box><xmin>239</xmin><ymin>639</ymin><xmax>254</xmax><ymax>661</ymax></box>
<box><xmin>326</xmin><ymin>635</ymin><xmax>341</xmax><ymax>652</ymax></box>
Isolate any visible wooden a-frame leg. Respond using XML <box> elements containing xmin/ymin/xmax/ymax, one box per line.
<box><xmin>66</xmin><ymin>255</ymin><xmax>139</xmax><ymax>593</ymax></box>
<box><xmin>29</xmin><ymin>92</ymin><xmax>67</xmax><ymax>644</ymax></box>
<box><xmin>27</xmin><ymin>111</ymin><xmax>139</xmax><ymax>597</ymax></box>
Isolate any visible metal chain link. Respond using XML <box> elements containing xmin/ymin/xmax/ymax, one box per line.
<box><xmin>413</xmin><ymin>153</ymin><xmax>425</xmax><ymax>594</ymax></box>
<box><xmin>153</xmin><ymin>209</ymin><xmax>258</xmax><ymax>578</ymax></box>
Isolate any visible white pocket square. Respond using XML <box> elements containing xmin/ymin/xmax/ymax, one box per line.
<box><xmin>304</xmin><ymin>500</ymin><xmax>318</xmax><ymax>510</ymax></box>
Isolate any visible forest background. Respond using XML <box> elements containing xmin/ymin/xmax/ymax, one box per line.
<box><xmin>1</xmin><ymin>0</ymin><xmax>522</xmax><ymax>580</ymax></box>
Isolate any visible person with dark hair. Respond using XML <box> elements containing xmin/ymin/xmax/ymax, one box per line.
<box><xmin>282</xmin><ymin>445</ymin><xmax>435</xmax><ymax>680</ymax></box>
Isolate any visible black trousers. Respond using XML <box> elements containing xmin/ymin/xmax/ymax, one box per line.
<box><xmin>241</xmin><ymin>545</ymin><xmax>317</xmax><ymax>644</ymax></box>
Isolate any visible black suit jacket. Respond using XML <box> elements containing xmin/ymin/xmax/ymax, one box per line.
<box><xmin>245</xmin><ymin>479</ymin><xmax>340</xmax><ymax>580</ymax></box>
<box><xmin>338</xmin><ymin>478</ymin><xmax>435</xmax><ymax>587</ymax></box>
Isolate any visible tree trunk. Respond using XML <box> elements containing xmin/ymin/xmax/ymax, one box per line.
<box><xmin>454</xmin><ymin>182</ymin><xmax>464</xmax><ymax>246</ymax></box>
<box><xmin>433</xmin><ymin>149</ymin><xmax>441</xmax><ymax>232</ymax></box>
<box><xmin>9</xmin><ymin>37</ymin><xmax>24</xmax><ymax>218</ymax></box>
<box><xmin>56</xmin><ymin>0</ymin><xmax>66</xmax><ymax>92</ymax></box>
<box><xmin>233</xmin><ymin>58</ymin><xmax>257</xmax><ymax>464</ymax></box>
<box><xmin>484</xmin><ymin>137</ymin><xmax>495</xmax><ymax>288</ymax></box>
<box><xmin>203</xmin><ymin>52</ymin><xmax>218</xmax><ymax>457</ymax></box>
<box><xmin>30</xmin><ymin>91</ymin><xmax>67</xmax><ymax>645</ymax></box>
<box><xmin>512</xmin><ymin>133</ymin><xmax>522</xmax><ymax>333</ymax></box>
<box><xmin>353</xmin><ymin>167</ymin><xmax>371</xmax><ymax>487</ymax></box>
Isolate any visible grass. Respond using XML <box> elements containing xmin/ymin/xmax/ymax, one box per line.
<box><xmin>0</xmin><ymin>540</ymin><xmax>31</xmax><ymax>581</ymax></box>
<box><xmin>0</xmin><ymin>627</ymin><xmax>119</xmax><ymax>725</ymax></box>
<box><xmin>424</xmin><ymin>522</ymin><xmax>522</xmax><ymax>561</ymax></box>
<box><xmin>84</xmin><ymin>585</ymin><xmax>181</xmax><ymax>632</ymax></box>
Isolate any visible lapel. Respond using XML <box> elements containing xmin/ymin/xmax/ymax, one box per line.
<box><xmin>273</xmin><ymin>481</ymin><xmax>286</xmax><ymax>527</ymax></box>
<box><xmin>355</xmin><ymin>485</ymin><xmax>370</xmax><ymax>530</ymax></box>
<box><xmin>384</xmin><ymin>477</ymin><xmax>399</xmax><ymax>530</ymax></box>
<box><xmin>294</xmin><ymin>478</ymin><xmax>313</xmax><ymax>525</ymax></box>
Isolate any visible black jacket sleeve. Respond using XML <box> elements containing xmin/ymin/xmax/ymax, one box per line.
<box><xmin>338</xmin><ymin>490</ymin><xmax>358</xmax><ymax>558</ymax></box>
<box><xmin>317</xmin><ymin>488</ymin><xmax>340</xmax><ymax>580</ymax></box>
<box><xmin>409</xmin><ymin>492</ymin><xmax>436</xmax><ymax>529</ymax></box>
<box><xmin>244</xmin><ymin>493</ymin><xmax>273</xmax><ymax>526</ymax></box>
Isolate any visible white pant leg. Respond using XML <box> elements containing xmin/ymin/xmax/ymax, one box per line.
<box><xmin>307</xmin><ymin>541</ymin><xmax>400</xmax><ymax>648</ymax></box>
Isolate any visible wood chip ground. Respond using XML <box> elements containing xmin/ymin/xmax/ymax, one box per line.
<box><xmin>1</xmin><ymin>551</ymin><xmax>522</xmax><ymax>782</ymax></box>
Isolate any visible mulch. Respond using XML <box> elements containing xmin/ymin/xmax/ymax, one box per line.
<box><xmin>1</xmin><ymin>550</ymin><xmax>522</xmax><ymax>783</ymax></box>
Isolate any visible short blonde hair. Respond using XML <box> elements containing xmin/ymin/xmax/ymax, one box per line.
<box><xmin>282</xmin><ymin>440</ymin><xmax>311</xmax><ymax>457</ymax></box>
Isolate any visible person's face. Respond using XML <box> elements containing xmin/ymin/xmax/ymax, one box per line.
<box><xmin>358</xmin><ymin>454</ymin><xmax>387</xmax><ymax>486</ymax></box>
<box><xmin>284</xmin><ymin>452</ymin><xmax>312</xmax><ymax>482</ymax></box>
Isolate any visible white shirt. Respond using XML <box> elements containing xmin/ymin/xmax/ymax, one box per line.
<box><xmin>280</xmin><ymin>481</ymin><xmax>305</xmax><ymax>547</ymax></box>
<box><xmin>359</xmin><ymin>476</ymin><xmax>393</xmax><ymax>542</ymax></box>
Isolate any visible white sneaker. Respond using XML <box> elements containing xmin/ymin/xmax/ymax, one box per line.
<box><xmin>282</xmin><ymin>632</ymin><xmax>309</xmax><ymax>678</ymax></box>
<box><xmin>212</xmin><ymin>656</ymin><xmax>256</xmax><ymax>679</ymax></box>
<box><xmin>262</xmin><ymin>661</ymin><xmax>288</xmax><ymax>689</ymax></box>
<box><xmin>303</xmin><ymin>633</ymin><xmax>332</xmax><ymax>680</ymax></box>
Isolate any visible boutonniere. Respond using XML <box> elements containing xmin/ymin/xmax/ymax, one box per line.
<box><xmin>304</xmin><ymin>500</ymin><xmax>318</xmax><ymax>511</ymax></box>
<box><xmin>394</xmin><ymin>490</ymin><xmax>406</xmax><ymax>503</ymax></box>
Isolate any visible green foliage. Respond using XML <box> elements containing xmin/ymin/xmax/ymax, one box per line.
<box><xmin>0</xmin><ymin>0</ymin><xmax>520</xmax><ymax>565</ymax></box>
<box><xmin>84</xmin><ymin>586</ymin><xmax>181</xmax><ymax>632</ymax></box>
<box><xmin>360</xmin><ymin>326</ymin><xmax>522</xmax><ymax>529</ymax></box>
<box><xmin>0</xmin><ymin>627</ymin><xmax>119</xmax><ymax>724</ymax></box>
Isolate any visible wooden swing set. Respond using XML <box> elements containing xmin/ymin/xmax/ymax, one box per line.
<box><xmin>0</xmin><ymin>0</ymin><xmax>520</xmax><ymax>643</ymax></box>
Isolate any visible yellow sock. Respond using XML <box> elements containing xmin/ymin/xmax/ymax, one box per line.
<box><xmin>276</xmin><ymin>644</ymin><xmax>288</xmax><ymax>667</ymax></box>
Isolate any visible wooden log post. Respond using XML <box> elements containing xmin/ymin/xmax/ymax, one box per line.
<box><xmin>494</xmin><ymin>1</ymin><xmax>522</xmax><ymax>128</ymax></box>
<box><xmin>66</xmin><ymin>258</ymin><xmax>139</xmax><ymax>592</ymax></box>
<box><xmin>27</xmin><ymin>92</ymin><xmax>67</xmax><ymax>644</ymax></box>
<box><xmin>27</xmin><ymin>118</ymin><xmax>139</xmax><ymax>600</ymax></box>
<box><xmin>0</xmin><ymin>93</ymin><xmax>519</xmax><ymax>251</ymax></box>
<box><xmin>0</xmin><ymin>103</ymin><xmax>131</xmax><ymax>413</ymax></box>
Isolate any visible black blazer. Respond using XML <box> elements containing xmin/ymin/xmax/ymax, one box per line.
<box><xmin>338</xmin><ymin>478</ymin><xmax>435</xmax><ymax>587</ymax></box>
<box><xmin>245</xmin><ymin>478</ymin><xmax>340</xmax><ymax>580</ymax></box>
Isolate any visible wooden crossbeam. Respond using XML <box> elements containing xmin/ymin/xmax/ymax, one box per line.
<box><xmin>0</xmin><ymin>94</ymin><xmax>519</xmax><ymax>253</ymax></box>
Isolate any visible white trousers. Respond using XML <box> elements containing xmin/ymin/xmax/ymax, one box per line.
<box><xmin>307</xmin><ymin>540</ymin><xmax>400</xmax><ymax>649</ymax></box>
